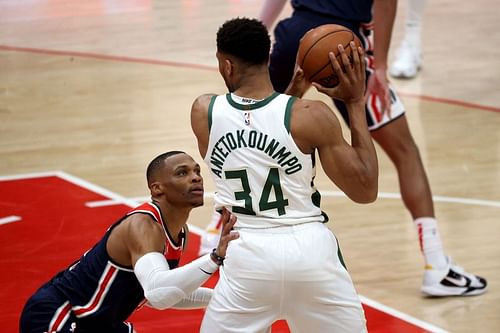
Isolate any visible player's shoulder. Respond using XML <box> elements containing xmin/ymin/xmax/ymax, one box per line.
<box><xmin>124</xmin><ymin>213</ymin><xmax>166</xmax><ymax>249</ymax></box>
<box><xmin>289</xmin><ymin>97</ymin><xmax>340</xmax><ymax>136</ymax></box>
<box><xmin>120</xmin><ymin>211</ymin><xmax>162</xmax><ymax>234</ymax></box>
<box><xmin>291</xmin><ymin>97</ymin><xmax>332</xmax><ymax>119</ymax></box>
<box><xmin>192</xmin><ymin>93</ymin><xmax>217</xmax><ymax>110</ymax></box>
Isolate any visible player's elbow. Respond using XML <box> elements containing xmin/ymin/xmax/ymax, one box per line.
<box><xmin>349</xmin><ymin>186</ymin><xmax>377</xmax><ymax>203</ymax></box>
<box><xmin>348</xmin><ymin>171</ymin><xmax>378</xmax><ymax>203</ymax></box>
<box><xmin>145</xmin><ymin>287</ymin><xmax>186</xmax><ymax>310</ymax></box>
<box><xmin>355</xmin><ymin>186</ymin><xmax>378</xmax><ymax>203</ymax></box>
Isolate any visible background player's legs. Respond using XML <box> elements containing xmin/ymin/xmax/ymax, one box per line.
<box><xmin>390</xmin><ymin>0</ymin><xmax>426</xmax><ymax>78</ymax></box>
<box><xmin>371</xmin><ymin>116</ymin><xmax>434</xmax><ymax>220</ymax></box>
<box><xmin>371</xmin><ymin>116</ymin><xmax>446</xmax><ymax>268</ymax></box>
<box><xmin>371</xmin><ymin>116</ymin><xmax>487</xmax><ymax>296</ymax></box>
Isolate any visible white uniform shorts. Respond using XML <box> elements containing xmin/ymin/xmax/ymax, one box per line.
<box><xmin>200</xmin><ymin>222</ymin><xmax>367</xmax><ymax>333</ymax></box>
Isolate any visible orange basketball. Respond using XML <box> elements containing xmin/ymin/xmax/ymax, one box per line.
<box><xmin>297</xmin><ymin>24</ymin><xmax>362</xmax><ymax>87</ymax></box>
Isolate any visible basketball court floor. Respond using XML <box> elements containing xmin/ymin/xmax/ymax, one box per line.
<box><xmin>1</xmin><ymin>1</ymin><xmax>499</xmax><ymax>332</ymax></box>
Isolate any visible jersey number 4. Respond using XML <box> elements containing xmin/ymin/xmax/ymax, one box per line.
<box><xmin>225</xmin><ymin>168</ymin><xmax>289</xmax><ymax>216</ymax></box>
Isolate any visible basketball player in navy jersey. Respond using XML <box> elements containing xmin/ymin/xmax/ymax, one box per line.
<box><xmin>253</xmin><ymin>0</ymin><xmax>487</xmax><ymax>297</ymax></box>
<box><xmin>19</xmin><ymin>151</ymin><xmax>239</xmax><ymax>333</ymax></box>
<box><xmin>192</xmin><ymin>18</ymin><xmax>376</xmax><ymax>332</ymax></box>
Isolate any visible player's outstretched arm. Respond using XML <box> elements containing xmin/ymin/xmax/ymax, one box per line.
<box><xmin>285</xmin><ymin>65</ymin><xmax>311</xmax><ymax>98</ymax></box>
<box><xmin>129</xmin><ymin>210</ymin><xmax>238</xmax><ymax>310</ymax></box>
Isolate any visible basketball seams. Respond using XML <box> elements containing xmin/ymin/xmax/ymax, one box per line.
<box><xmin>300</xmin><ymin>29</ymin><xmax>352</xmax><ymax>67</ymax></box>
<box><xmin>308</xmin><ymin>32</ymin><xmax>355</xmax><ymax>83</ymax></box>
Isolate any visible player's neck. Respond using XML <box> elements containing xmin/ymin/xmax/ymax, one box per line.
<box><xmin>233</xmin><ymin>70</ymin><xmax>274</xmax><ymax>100</ymax></box>
<box><xmin>156</xmin><ymin>201</ymin><xmax>191</xmax><ymax>241</ymax></box>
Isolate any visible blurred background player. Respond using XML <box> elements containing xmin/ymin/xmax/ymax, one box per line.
<box><xmin>389</xmin><ymin>0</ymin><xmax>426</xmax><ymax>78</ymax></box>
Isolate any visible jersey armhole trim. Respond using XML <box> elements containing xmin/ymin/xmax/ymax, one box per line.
<box><xmin>208</xmin><ymin>95</ymin><xmax>217</xmax><ymax>132</ymax></box>
<box><xmin>284</xmin><ymin>96</ymin><xmax>297</xmax><ymax>133</ymax></box>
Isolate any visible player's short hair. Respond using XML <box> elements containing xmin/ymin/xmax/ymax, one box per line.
<box><xmin>146</xmin><ymin>151</ymin><xmax>185</xmax><ymax>184</ymax></box>
<box><xmin>216</xmin><ymin>17</ymin><xmax>270</xmax><ymax>66</ymax></box>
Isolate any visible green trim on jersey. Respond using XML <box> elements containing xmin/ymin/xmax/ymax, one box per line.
<box><xmin>226</xmin><ymin>92</ymin><xmax>280</xmax><ymax>110</ymax></box>
<box><xmin>335</xmin><ymin>235</ymin><xmax>347</xmax><ymax>269</ymax></box>
<box><xmin>284</xmin><ymin>96</ymin><xmax>296</xmax><ymax>134</ymax></box>
<box><xmin>207</xmin><ymin>95</ymin><xmax>217</xmax><ymax>132</ymax></box>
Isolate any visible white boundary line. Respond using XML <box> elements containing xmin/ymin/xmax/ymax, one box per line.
<box><xmin>0</xmin><ymin>215</ymin><xmax>21</xmax><ymax>225</ymax></box>
<box><xmin>360</xmin><ymin>295</ymin><xmax>449</xmax><ymax>333</ymax></box>
<box><xmin>0</xmin><ymin>172</ymin><xmax>206</xmax><ymax>234</ymax></box>
<box><xmin>0</xmin><ymin>171</ymin><xmax>65</xmax><ymax>181</ymax></box>
<box><xmin>0</xmin><ymin>171</ymin><xmax>483</xmax><ymax>332</ymax></box>
<box><xmin>87</xmin><ymin>191</ymin><xmax>500</xmax><ymax>209</ymax></box>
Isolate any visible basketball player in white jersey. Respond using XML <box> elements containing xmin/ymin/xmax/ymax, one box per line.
<box><xmin>191</xmin><ymin>18</ymin><xmax>377</xmax><ymax>332</ymax></box>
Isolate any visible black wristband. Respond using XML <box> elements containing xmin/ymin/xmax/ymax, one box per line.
<box><xmin>210</xmin><ymin>248</ymin><xmax>225</xmax><ymax>266</ymax></box>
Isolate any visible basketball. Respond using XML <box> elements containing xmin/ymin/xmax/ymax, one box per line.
<box><xmin>297</xmin><ymin>24</ymin><xmax>362</xmax><ymax>87</ymax></box>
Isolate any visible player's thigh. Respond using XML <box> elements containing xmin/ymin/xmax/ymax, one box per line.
<box><xmin>285</xmin><ymin>279</ymin><xmax>367</xmax><ymax>333</ymax></box>
<box><xmin>200</xmin><ymin>268</ymin><xmax>279</xmax><ymax>333</ymax></box>
<box><xmin>20</xmin><ymin>286</ymin><xmax>76</xmax><ymax>333</ymax></box>
<box><xmin>370</xmin><ymin>114</ymin><xmax>421</xmax><ymax>165</ymax></box>
<box><xmin>200</xmin><ymin>232</ymin><xmax>285</xmax><ymax>333</ymax></box>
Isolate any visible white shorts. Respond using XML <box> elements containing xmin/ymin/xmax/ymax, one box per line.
<box><xmin>200</xmin><ymin>222</ymin><xmax>367</xmax><ymax>333</ymax></box>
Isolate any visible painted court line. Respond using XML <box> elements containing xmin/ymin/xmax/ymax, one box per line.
<box><xmin>0</xmin><ymin>215</ymin><xmax>21</xmax><ymax>225</ymax></box>
<box><xmin>85</xmin><ymin>191</ymin><xmax>500</xmax><ymax>210</ymax></box>
<box><xmin>0</xmin><ymin>45</ymin><xmax>216</xmax><ymax>72</ymax></box>
<box><xmin>1</xmin><ymin>44</ymin><xmax>499</xmax><ymax>114</ymax></box>
<box><xmin>360</xmin><ymin>296</ymin><xmax>449</xmax><ymax>333</ymax></box>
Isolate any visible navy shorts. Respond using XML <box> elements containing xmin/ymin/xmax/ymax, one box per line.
<box><xmin>20</xmin><ymin>283</ymin><xmax>133</xmax><ymax>333</ymax></box>
<box><xmin>270</xmin><ymin>8</ymin><xmax>405</xmax><ymax>130</ymax></box>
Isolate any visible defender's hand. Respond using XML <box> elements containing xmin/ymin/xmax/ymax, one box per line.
<box><xmin>213</xmin><ymin>208</ymin><xmax>239</xmax><ymax>261</ymax></box>
<box><xmin>285</xmin><ymin>64</ymin><xmax>312</xmax><ymax>98</ymax></box>
<box><xmin>365</xmin><ymin>67</ymin><xmax>391</xmax><ymax>118</ymax></box>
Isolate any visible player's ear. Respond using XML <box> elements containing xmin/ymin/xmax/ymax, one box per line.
<box><xmin>149</xmin><ymin>181</ymin><xmax>162</xmax><ymax>196</ymax></box>
<box><xmin>224</xmin><ymin>58</ymin><xmax>233</xmax><ymax>76</ymax></box>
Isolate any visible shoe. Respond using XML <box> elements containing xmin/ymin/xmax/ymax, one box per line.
<box><xmin>389</xmin><ymin>39</ymin><xmax>422</xmax><ymax>79</ymax></box>
<box><xmin>198</xmin><ymin>228</ymin><xmax>221</xmax><ymax>257</ymax></box>
<box><xmin>421</xmin><ymin>256</ymin><xmax>487</xmax><ymax>297</ymax></box>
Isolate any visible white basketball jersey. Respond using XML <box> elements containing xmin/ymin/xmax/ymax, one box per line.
<box><xmin>205</xmin><ymin>92</ymin><xmax>326</xmax><ymax>228</ymax></box>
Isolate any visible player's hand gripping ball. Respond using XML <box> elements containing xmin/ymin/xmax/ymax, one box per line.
<box><xmin>297</xmin><ymin>24</ymin><xmax>362</xmax><ymax>87</ymax></box>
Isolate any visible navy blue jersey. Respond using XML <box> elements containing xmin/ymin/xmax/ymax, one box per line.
<box><xmin>291</xmin><ymin>0</ymin><xmax>373</xmax><ymax>23</ymax></box>
<box><xmin>48</xmin><ymin>202</ymin><xmax>186</xmax><ymax>328</ymax></box>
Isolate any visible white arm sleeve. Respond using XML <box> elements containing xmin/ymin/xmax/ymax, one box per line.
<box><xmin>171</xmin><ymin>287</ymin><xmax>213</xmax><ymax>309</ymax></box>
<box><xmin>134</xmin><ymin>252</ymin><xmax>218</xmax><ymax>310</ymax></box>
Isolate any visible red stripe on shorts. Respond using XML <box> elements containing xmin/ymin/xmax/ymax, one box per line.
<box><xmin>49</xmin><ymin>302</ymin><xmax>71</xmax><ymax>332</ymax></box>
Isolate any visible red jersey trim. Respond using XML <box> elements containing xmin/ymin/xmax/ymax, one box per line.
<box><xmin>73</xmin><ymin>263</ymin><xmax>118</xmax><ymax>317</ymax></box>
<box><xmin>48</xmin><ymin>301</ymin><xmax>71</xmax><ymax>331</ymax></box>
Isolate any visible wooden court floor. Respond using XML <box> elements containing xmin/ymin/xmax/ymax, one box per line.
<box><xmin>1</xmin><ymin>0</ymin><xmax>499</xmax><ymax>332</ymax></box>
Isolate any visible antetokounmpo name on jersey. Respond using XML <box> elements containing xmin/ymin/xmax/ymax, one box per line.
<box><xmin>210</xmin><ymin>129</ymin><xmax>302</xmax><ymax>178</ymax></box>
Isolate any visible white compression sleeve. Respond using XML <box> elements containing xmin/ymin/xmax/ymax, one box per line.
<box><xmin>172</xmin><ymin>287</ymin><xmax>213</xmax><ymax>309</ymax></box>
<box><xmin>134</xmin><ymin>252</ymin><xmax>218</xmax><ymax>310</ymax></box>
